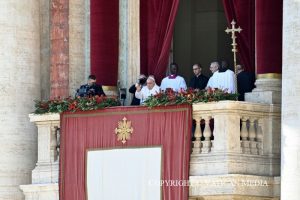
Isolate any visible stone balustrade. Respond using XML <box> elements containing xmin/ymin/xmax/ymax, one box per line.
<box><xmin>20</xmin><ymin>113</ymin><xmax>60</xmax><ymax>200</ymax></box>
<box><xmin>191</xmin><ymin>101</ymin><xmax>281</xmax><ymax>176</ymax></box>
<box><xmin>29</xmin><ymin>113</ymin><xmax>60</xmax><ymax>183</ymax></box>
<box><xmin>190</xmin><ymin>101</ymin><xmax>281</xmax><ymax>199</ymax></box>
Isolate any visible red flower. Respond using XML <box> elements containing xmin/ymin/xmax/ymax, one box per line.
<box><xmin>68</xmin><ymin>101</ymin><xmax>78</xmax><ymax>111</ymax></box>
<box><xmin>154</xmin><ymin>92</ymin><xmax>163</xmax><ymax>98</ymax></box>
<box><xmin>68</xmin><ymin>104</ymin><xmax>76</xmax><ymax>110</ymax></box>
<box><xmin>206</xmin><ymin>87</ymin><xmax>213</xmax><ymax>94</ymax></box>
<box><xmin>95</xmin><ymin>95</ymin><xmax>103</xmax><ymax>103</ymax></box>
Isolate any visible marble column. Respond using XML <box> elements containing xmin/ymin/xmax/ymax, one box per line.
<box><xmin>0</xmin><ymin>1</ymin><xmax>40</xmax><ymax>199</ymax></box>
<box><xmin>281</xmin><ymin>1</ymin><xmax>300</xmax><ymax>199</ymax></box>
<box><xmin>50</xmin><ymin>0</ymin><xmax>69</xmax><ymax>99</ymax></box>
<box><xmin>69</xmin><ymin>0</ymin><xmax>91</xmax><ymax>96</ymax></box>
<box><xmin>245</xmin><ymin>0</ymin><xmax>283</xmax><ymax>104</ymax></box>
<box><xmin>40</xmin><ymin>0</ymin><xmax>51</xmax><ymax>100</ymax></box>
<box><xmin>118</xmin><ymin>0</ymin><xmax>140</xmax><ymax>105</ymax></box>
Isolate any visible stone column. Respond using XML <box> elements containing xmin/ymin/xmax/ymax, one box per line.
<box><xmin>281</xmin><ymin>1</ymin><xmax>300</xmax><ymax>199</ymax></box>
<box><xmin>245</xmin><ymin>0</ymin><xmax>283</xmax><ymax>104</ymax></box>
<box><xmin>40</xmin><ymin>0</ymin><xmax>51</xmax><ymax>100</ymax></box>
<box><xmin>0</xmin><ymin>1</ymin><xmax>40</xmax><ymax>199</ymax></box>
<box><xmin>118</xmin><ymin>0</ymin><xmax>140</xmax><ymax>105</ymax></box>
<box><xmin>69</xmin><ymin>0</ymin><xmax>91</xmax><ymax>96</ymax></box>
<box><xmin>50</xmin><ymin>0</ymin><xmax>69</xmax><ymax>99</ymax></box>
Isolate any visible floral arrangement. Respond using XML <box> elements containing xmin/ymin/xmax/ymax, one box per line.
<box><xmin>143</xmin><ymin>88</ymin><xmax>238</xmax><ymax>108</ymax></box>
<box><xmin>34</xmin><ymin>95</ymin><xmax>120</xmax><ymax>114</ymax></box>
<box><xmin>33</xmin><ymin>88</ymin><xmax>237</xmax><ymax>114</ymax></box>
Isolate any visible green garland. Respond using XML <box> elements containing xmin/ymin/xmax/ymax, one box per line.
<box><xmin>143</xmin><ymin>88</ymin><xmax>238</xmax><ymax>108</ymax></box>
<box><xmin>34</xmin><ymin>88</ymin><xmax>238</xmax><ymax>114</ymax></box>
<box><xmin>34</xmin><ymin>96</ymin><xmax>120</xmax><ymax>114</ymax></box>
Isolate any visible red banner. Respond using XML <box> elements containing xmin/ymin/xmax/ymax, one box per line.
<box><xmin>59</xmin><ymin>105</ymin><xmax>192</xmax><ymax>200</ymax></box>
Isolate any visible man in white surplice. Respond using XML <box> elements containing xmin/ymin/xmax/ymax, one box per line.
<box><xmin>160</xmin><ymin>62</ymin><xmax>187</xmax><ymax>92</ymax></box>
<box><xmin>206</xmin><ymin>61</ymin><xmax>236</xmax><ymax>93</ymax></box>
<box><xmin>135</xmin><ymin>76</ymin><xmax>160</xmax><ymax>104</ymax></box>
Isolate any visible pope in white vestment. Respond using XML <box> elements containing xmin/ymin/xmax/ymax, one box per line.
<box><xmin>135</xmin><ymin>76</ymin><xmax>160</xmax><ymax>104</ymax></box>
<box><xmin>206</xmin><ymin>62</ymin><xmax>236</xmax><ymax>93</ymax></box>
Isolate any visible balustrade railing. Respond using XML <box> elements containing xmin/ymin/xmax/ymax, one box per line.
<box><xmin>190</xmin><ymin>101</ymin><xmax>281</xmax><ymax>177</ymax></box>
<box><xmin>29</xmin><ymin>113</ymin><xmax>60</xmax><ymax>184</ymax></box>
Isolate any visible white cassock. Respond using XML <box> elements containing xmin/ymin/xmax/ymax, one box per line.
<box><xmin>160</xmin><ymin>76</ymin><xmax>187</xmax><ymax>92</ymax></box>
<box><xmin>135</xmin><ymin>84</ymin><xmax>160</xmax><ymax>104</ymax></box>
<box><xmin>206</xmin><ymin>70</ymin><xmax>236</xmax><ymax>93</ymax></box>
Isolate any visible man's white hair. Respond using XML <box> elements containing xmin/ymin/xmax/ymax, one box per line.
<box><xmin>147</xmin><ymin>75</ymin><xmax>155</xmax><ymax>83</ymax></box>
<box><xmin>211</xmin><ymin>61</ymin><xmax>220</xmax><ymax>69</ymax></box>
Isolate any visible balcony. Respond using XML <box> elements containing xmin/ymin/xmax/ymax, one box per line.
<box><xmin>190</xmin><ymin>101</ymin><xmax>280</xmax><ymax>199</ymax></box>
<box><xmin>20</xmin><ymin>101</ymin><xmax>281</xmax><ymax>200</ymax></box>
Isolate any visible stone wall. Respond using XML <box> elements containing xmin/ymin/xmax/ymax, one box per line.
<box><xmin>281</xmin><ymin>0</ymin><xmax>300</xmax><ymax>199</ymax></box>
<box><xmin>0</xmin><ymin>1</ymin><xmax>41</xmax><ymax>199</ymax></box>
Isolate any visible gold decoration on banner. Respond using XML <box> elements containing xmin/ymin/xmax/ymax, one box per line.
<box><xmin>115</xmin><ymin>117</ymin><xmax>134</xmax><ymax>144</ymax></box>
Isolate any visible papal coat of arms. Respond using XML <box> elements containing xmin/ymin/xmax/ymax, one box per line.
<box><xmin>114</xmin><ymin>117</ymin><xmax>133</xmax><ymax>144</ymax></box>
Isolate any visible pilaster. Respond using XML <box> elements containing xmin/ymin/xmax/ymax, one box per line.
<box><xmin>118</xmin><ymin>0</ymin><xmax>140</xmax><ymax>105</ymax></box>
<box><xmin>281</xmin><ymin>1</ymin><xmax>300</xmax><ymax>199</ymax></box>
<box><xmin>0</xmin><ymin>1</ymin><xmax>41</xmax><ymax>199</ymax></box>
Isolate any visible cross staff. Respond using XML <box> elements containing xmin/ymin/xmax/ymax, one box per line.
<box><xmin>225</xmin><ymin>20</ymin><xmax>242</xmax><ymax>94</ymax></box>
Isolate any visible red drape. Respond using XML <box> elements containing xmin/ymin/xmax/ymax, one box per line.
<box><xmin>140</xmin><ymin>0</ymin><xmax>179</xmax><ymax>84</ymax></box>
<box><xmin>222</xmin><ymin>0</ymin><xmax>255</xmax><ymax>72</ymax></box>
<box><xmin>255</xmin><ymin>0</ymin><xmax>282</xmax><ymax>74</ymax></box>
<box><xmin>59</xmin><ymin>105</ymin><xmax>191</xmax><ymax>200</ymax></box>
<box><xmin>90</xmin><ymin>0</ymin><xmax>119</xmax><ymax>86</ymax></box>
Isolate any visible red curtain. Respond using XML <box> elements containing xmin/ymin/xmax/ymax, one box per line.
<box><xmin>59</xmin><ymin>105</ymin><xmax>191</xmax><ymax>200</ymax></box>
<box><xmin>140</xmin><ymin>0</ymin><xmax>179</xmax><ymax>84</ymax></box>
<box><xmin>255</xmin><ymin>0</ymin><xmax>282</xmax><ymax>74</ymax></box>
<box><xmin>222</xmin><ymin>0</ymin><xmax>255</xmax><ymax>72</ymax></box>
<box><xmin>90</xmin><ymin>0</ymin><xmax>119</xmax><ymax>86</ymax></box>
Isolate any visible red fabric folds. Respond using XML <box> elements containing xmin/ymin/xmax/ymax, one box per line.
<box><xmin>59</xmin><ymin>105</ymin><xmax>191</xmax><ymax>200</ymax></box>
<box><xmin>255</xmin><ymin>0</ymin><xmax>282</xmax><ymax>74</ymax></box>
<box><xmin>222</xmin><ymin>0</ymin><xmax>255</xmax><ymax>72</ymax></box>
<box><xmin>90</xmin><ymin>0</ymin><xmax>119</xmax><ymax>86</ymax></box>
<box><xmin>140</xmin><ymin>0</ymin><xmax>179</xmax><ymax>84</ymax></box>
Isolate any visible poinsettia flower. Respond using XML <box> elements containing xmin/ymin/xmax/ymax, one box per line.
<box><xmin>68</xmin><ymin>103</ymin><xmax>76</xmax><ymax>110</ymax></box>
<box><xmin>206</xmin><ymin>87</ymin><xmax>212</xmax><ymax>94</ymax></box>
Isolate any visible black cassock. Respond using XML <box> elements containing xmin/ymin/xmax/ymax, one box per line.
<box><xmin>237</xmin><ymin>71</ymin><xmax>255</xmax><ymax>101</ymax></box>
<box><xmin>76</xmin><ymin>83</ymin><xmax>106</xmax><ymax>97</ymax></box>
<box><xmin>128</xmin><ymin>84</ymin><xmax>141</xmax><ymax>105</ymax></box>
<box><xmin>189</xmin><ymin>74</ymin><xmax>209</xmax><ymax>90</ymax></box>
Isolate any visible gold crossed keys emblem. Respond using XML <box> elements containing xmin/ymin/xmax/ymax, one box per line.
<box><xmin>115</xmin><ymin>117</ymin><xmax>134</xmax><ymax>144</ymax></box>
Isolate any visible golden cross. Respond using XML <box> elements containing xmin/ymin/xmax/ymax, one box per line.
<box><xmin>225</xmin><ymin>20</ymin><xmax>242</xmax><ymax>94</ymax></box>
<box><xmin>115</xmin><ymin>117</ymin><xmax>133</xmax><ymax>144</ymax></box>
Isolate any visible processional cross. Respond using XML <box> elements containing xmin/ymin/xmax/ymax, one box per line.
<box><xmin>225</xmin><ymin>20</ymin><xmax>242</xmax><ymax>93</ymax></box>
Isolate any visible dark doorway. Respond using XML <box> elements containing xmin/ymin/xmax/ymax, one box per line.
<box><xmin>173</xmin><ymin>0</ymin><xmax>233</xmax><ymax>82</ymax></box>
